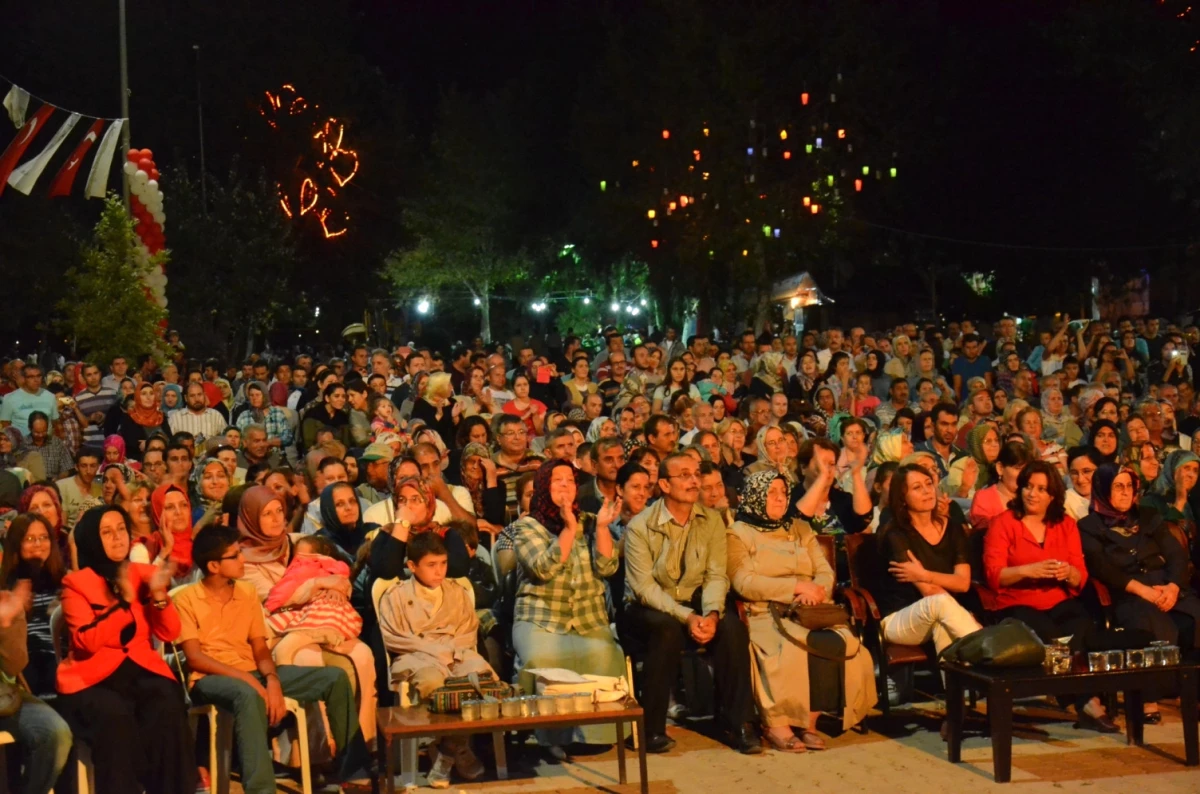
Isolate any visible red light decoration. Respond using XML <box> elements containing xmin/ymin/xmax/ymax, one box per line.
<box><xmin>801</xmin><ymin>92</ymin><xmax>809</xmax><ymax>105</ymax></box>
<box><xmin>783</xmin><ymin>151</ymin><xmax>792</xmax><ymax>160</ymax></box>
<box><xmin>662</xmin><ymin>129</ymin><xmax>670</xmax><ymax>139</ymax></box>
<box><xmin>651</xmin><ymin>239</ymin><xmax>659</xmax><ymax>248</ymax></box>
<box><xmin>854</xmin><ymin>179</ymin><xmax>863</xmax><ymax>192</ymax></box>
<box><xmin>259</xmin><ymin>84</ymin><xmax>358</xmax><ymax>239</ymax></box>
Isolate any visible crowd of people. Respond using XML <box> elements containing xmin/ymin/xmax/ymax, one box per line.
<box><xmin>0</xmin><ymin>310</ymin><xmax>1198</xmax><ymax>792</ymax></box>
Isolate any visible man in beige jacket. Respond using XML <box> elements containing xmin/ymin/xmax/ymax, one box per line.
<box><xmin>621</xmin><ymin>452</ymin><xmax>760</xmax><ymax>755</ymax></box>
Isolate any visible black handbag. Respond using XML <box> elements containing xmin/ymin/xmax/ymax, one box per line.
<box><xmin>938</xmin><ymin>618</ymin><xmax>1045</xmax><ymax>667</ymax></box>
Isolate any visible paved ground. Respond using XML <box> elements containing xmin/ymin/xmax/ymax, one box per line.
<box><xmin>264</xmin><ymin>697</ymin><xmax>1198</xmax><ymax>793</ymax></box>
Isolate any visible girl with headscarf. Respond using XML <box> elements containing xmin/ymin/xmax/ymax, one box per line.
<box><xmin>151</xmin><ymin>483</ymin><xmax>195</xmax><ymax>574</ymax></box>
<box><xmin>870</xmin><ymin>428</ymin><xmax>914</xmax><ymax>468</ymax></box>
<box><xmin>109</xmin><ymin>381</ymin><xmax>164</xmax><ymax>461</ymax></box>
<box><xmin>586</xmin><ymin>417</ymin><xmax>616</xmax><ymax>443</ymax></box>
<box><xmin>1140</xmin><ymin>449</ymin><xmax>1200</xmax><ymax>577</ymax></box>
<box><xmin>787</xmin><ymin>351</ymin><xmax>821</xmax><ymax>405</ymax></box>
<box><xmin>728</xmin><ymin>471</ymin><xmax>876</xmax><ymax>749</ymax></box>
<box><xmin>54</xmin><ymin>505</ymin><xmax>196</xmax><ymax>794</ymax></box>
<box><xmin>368</xmin><ymin>475</ymin><xmax>470</xmax><ymax>582</ymax></box>
<box><xmin>508</xmin><ymin>459</ymin><xmax>624</xmax><ymax>748</ymax></box>
<box><xmin>235</xmin><ymin>485</ymin><xmax>294</xmax><ymax>601</ymax></box>
<box><xmin>1079</xmin><ymin>465</ymin><xmax>1200</xmax><ymax>722</ymax></box>
<box><xmin>746</xmin><ymin>424</ymin><xmax>797</xmax><ymax>482</ymax></box>
<box><xmin>1089</xmin><ymin>419</ymin><xmax>1120</xmax><ymax>464</ymax></box>
<box><xmin>459</xmin><ymin>441</ymin><xmax>506</xmax><ymax>529</ymax></box>
<box><xmin>864</xmin><ymin>350</ymin><xmax>892</xmax><ymax>400</ymax></box>
<box><xmin>191</xmin><ymin>457</ymin><xmax>231</xmax><ymax>529</ymax></box>
<box><xmin>748</xmin><ymin>352</ymin><xmax>785</xmax><ymax>400</ymax></box>
<box><xmin>0</xmin><ymin>425</ymin><xmax>22</xmax><ymax>469</ymax></box>
<box><xmin>946</xmin><ymin>423</ymin><xmax>999</xmax><ymax>499</ymax></box>
<box><xmin>1121</xmin><ymin>441</ymin><xmax>1160</xmax><ymax>489</ymax></box>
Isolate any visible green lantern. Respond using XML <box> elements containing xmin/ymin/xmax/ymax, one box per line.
<box><xmin>600</xmin><ymin>180</ymin><xmax>607</xmax><ymax>192</ymax></box>
<box><xmin>862</xmin><ymin>166</ymin><xmax>870</xmax><ymax>176</ymax></box>
<box><xmin>890</xmin><ymin>167</ymin><xmax>898</xmax><ymax>178</ymax></box>
<box><xmin>826</xmin><ymin>174</ymin><xmax>834</xmax><ymax>186</ymax></box>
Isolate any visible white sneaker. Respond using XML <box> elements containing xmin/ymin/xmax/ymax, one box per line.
<box><xmin>426</xmin><ymin>750</ymin><xmax>455</xmax><ymax>789</ymax></box>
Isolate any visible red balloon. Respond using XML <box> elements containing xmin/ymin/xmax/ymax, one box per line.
<box><xmin>127</xmin><ymin>150</ymin><xmax>140</xmax><ymax>162</ymax></box>
<box><xmin>149</xmin><ymin>169</ymin><xmax>160</xmax><ymax>180</ymax></box>
<box><xmin>139</xmin><ymin>149</ymin><xmax>153</xmax><ymax>161</ymax></box>
<box><xmin>137</xmin><ymin>159</ymin><xmax>153</xmax><ymax>173</ymax></box>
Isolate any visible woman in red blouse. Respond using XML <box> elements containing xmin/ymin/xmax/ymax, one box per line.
<box><xmin>54</xmin><ymin>505</ymin><xmax>197</xmax><ymax>793</ymax></box>
<box><xmin>982</xmin><ymin>460</ymin><xmax>1117</xmax><ymax>733</ymax></box>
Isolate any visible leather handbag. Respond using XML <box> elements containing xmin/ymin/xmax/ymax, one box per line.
<box><xmin>768</xmin><ymin>602</ymin><xmax>859</xmax><ymax>662</ymax></box>
<box><xmin>938</xmin><ymin>618</ymin><xmax>1045</xmax><ymax>667</ymax></box>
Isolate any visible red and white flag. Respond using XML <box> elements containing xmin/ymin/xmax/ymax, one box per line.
<box><xmin>47</xmin><ymin>119</ymin><xmax>105</xmax><ymax>197</ymax></box>
<box><xmin>8</xmin><ymin>112</ymin><xmax>80</xmax><ymax>195</ymax></box>
<box><xmin>2</xmin><ymin>86</ymin><xmax>29</xmax><ymax>128</ymax></box>
<box><xmin>85</xmin><ymin>118</ymin><xmax>123</xmax><ymax>199</ymax></box>
<box><xmin>0</xmin><ymin>104</ymin><xmax>53</xmax><ymax>197</ymax></box>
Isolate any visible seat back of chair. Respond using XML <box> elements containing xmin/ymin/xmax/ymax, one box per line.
<box><xmin>50</xmin><ymin>604</ymin><xmax>65</xmax><ymax>663</ymax></box>
<box><xmin>842</xmin><ymin>532</ymin><xmax>873</xmax><ymax>592</ymax></box>
<box><xmin>815</xmin><ymin>533</ymin><xmax>836</xmax><ymax>574</ymax></box>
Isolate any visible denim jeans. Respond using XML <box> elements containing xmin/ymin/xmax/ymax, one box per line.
<box><xmin>0</xmin><ymin>696</ymin><xmax>72</xmax><ymax>794</ymax></box>
<box><xmin>191</xmin><ymin>665</ymin><xmax>369</xmax><ymax>794</ymax></box>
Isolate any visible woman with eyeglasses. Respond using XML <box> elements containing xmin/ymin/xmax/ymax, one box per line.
<box><xmin>0</xmin><ymin>514</ymin><xmax>72</xmax><ymax>793</ymax></box>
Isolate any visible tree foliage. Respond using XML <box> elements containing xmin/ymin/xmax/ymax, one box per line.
<box><xmin>59</xmin><ymin>196</ymin><xmax>166</xmax><ymax>365</ymax></box>
<box><xmin>164</xmin><ymin>165</ymin><xmax>303</xmax><ymax>358</ymax></box>
<box><xmin>384</xmin><ymin>86</ymin><xmax>544</xmax><ymax>341</ymax></box>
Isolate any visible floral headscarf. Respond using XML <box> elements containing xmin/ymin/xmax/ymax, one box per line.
<box><xmin>236</xmin><ymin>485</ymin><xmax>291</xmax><ymax>565</ymax></box>
<box><xmin>871</xmin><ymin>428</ymin><xmax>908</xmax><ymax>467</ymax></box>
<box><xmin>529</xmin><ymin>458</ymin><xmax>579</xmax><ymax>535</ymax></box>
<box><xmin>1150</xmin><ymin>449</ymin><xmax>1200</xmax><ymax>499</ymax></box>
<box><xmin>392</xmin><ymin>475</ymin><xmax>444</xmax><ymax>535</ymax></box>
<box><xmin>151</xmin><ymin>482</ymin><xmax>194</xmax><ymax>568</ymax></box>
<box><xmin>735</xmin><ymin>470</ymin><xmax>790</xmax><ymax>531</ymax></box>
<box><xmin>586</xmin><ymin>417</ymin><xmax>614</xmax><ymax>443</ymax></box>
<box><xmin>459</xmin><ymin>442</ymin><xmax>491</xmax><ymax>517</ymax></box>
<box><xmin>752</xmin><ymin>352</ymin><xmax>785</xmax><ymax>393</ymax></box>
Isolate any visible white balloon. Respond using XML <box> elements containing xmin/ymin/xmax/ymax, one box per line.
<box><xmin>146</xmin><ymin>179</ymin><xmax>159</xmax><ymax>193</ymax></box>
<box><xmin>152</xmin><ymin>211</ymin><xmax>165</xmax><ymax>224</ymax></box>
<box><xmin>122</xmin><ymin>161</ymin><xmax>137</xmax><ymax>176</ymax></box>
<box><xmin>133</xmin><ymin>169</ymin><xmax>148</xmax><ymax>187</ymax></box>
<box><xmin>159</xmin><ymin>295</ymin><xmax>168</xmax><ymax>309</ymax></box>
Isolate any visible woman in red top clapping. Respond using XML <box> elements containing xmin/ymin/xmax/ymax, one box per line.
<box><xmin>982</xmin><ymin>460</ymin><xmax>1117</xmax><ymax>733</ymax></box>
<box><xmin>54</xmin><ymin>505</ymin><xmax>197</xmax><ymax>794</ymax></box>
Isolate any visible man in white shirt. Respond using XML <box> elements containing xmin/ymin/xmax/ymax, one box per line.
<box><xmin>730</xmin><ymin>330</ymin><xmax>757</xmax><ymax>374</ymax></box>
<box><xmin>168</xmin><ymin>382</ymin><xmax>226</xmax><ymax>443</ymax></box>
<box><xmin>815</xmin><ymin>327</ymin><xmax>845</xmax><ymax>372</ymax></box>
<box><xmin>100</xmin><ymin>355</ymin><xmax>130</xmax><ymax>392</ymax></box>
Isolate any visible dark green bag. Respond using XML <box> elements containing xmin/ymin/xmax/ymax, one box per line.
<box><xmin>938</xmin><ymin>618</ymin><xmax>1045</xmax><ymax>667</ymax></box>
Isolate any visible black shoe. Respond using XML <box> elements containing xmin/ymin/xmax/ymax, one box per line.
<box><xmin>730</xmin><ymin>724</ymin><xmax>764</xmax><ymax>755</ymax></box>
<box><xmin>628</xmin><ymin>733</ymin><xmax>676</xmax><ymax>754</ymax></box>
<box><xmin>1075</xmin><ymin>712</ymin><xmax>1121</xmax><ymax>734</ymax></box>
<box><xmin>1143</xmin><ymin>711</ymin><xmax>1163</xmax><ymax>725</ymax></box>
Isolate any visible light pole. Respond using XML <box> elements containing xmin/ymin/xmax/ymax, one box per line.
<box><xmin>117</xmin><ymin>0</ymin><xmax>131</xmax><ymax>208</ymax></box>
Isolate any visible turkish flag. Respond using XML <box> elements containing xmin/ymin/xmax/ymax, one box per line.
<box><xmin>47</xmin><ymin>119</ymin><xmax>105</xmax><ymax>197</ymax></box>
<box><xmin>0</xmin><ymin>104</ymin><xmax>53</xmax><ymax>197</ymax></box>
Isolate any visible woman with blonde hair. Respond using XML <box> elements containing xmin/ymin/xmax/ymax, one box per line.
<box><xmin>411</xmin><ymin>370</ymin><xmax>460</xmax><ymax>444</ymax></box>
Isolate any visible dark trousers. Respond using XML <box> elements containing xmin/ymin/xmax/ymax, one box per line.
<box><xmin>995</xmin><ymin>598</ymin><xmax>1098</xmax><ymax>711</ymax></box>
<box><xmin>54</xmin><ymin>657</ymin><xmax>196</xmax><ymax>794</ymax></box>
<box><xmin>620</xmin><ymin>594</ymin><xmax>755</xmax><ymax>736</ymax></box>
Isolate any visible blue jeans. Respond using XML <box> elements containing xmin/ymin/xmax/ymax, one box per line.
<box><xmin>0</xmin><ymin>696</ymin><xmax>72</xmax><ymax>794</ymax></box>
<box><xmin>512</xmin><ymin>621</ymin><xmax>625</xmax><ymax>745</ymax></box>
<box><xmin>191</xmin><ymin>666</ymin><xmax>369</xmax><ymax>794</ymax></box>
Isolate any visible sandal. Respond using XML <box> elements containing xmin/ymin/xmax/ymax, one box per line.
<box><xmin>799</xmin><ymin>730</ymin><xmax>826</xmax><ymax>751</ymax></box>
<box><xmin>762</xmin><ymin>731</ymin><xmax>807</xmax><ymax>753</ymax></box>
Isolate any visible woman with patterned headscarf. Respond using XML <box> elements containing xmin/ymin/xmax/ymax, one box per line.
<box><xmin>509</xmin><ymin>459</ymin><xmax>624</xmax><ymax>749</ymax></box>
<box><xmin>729</xmin><ymin>471</ymin><xmax>876</xmax><ymax>750</ymax></box>
<box><xmin>368</xmin><ymin>475</ymin><xmax>472</xmax><ymax>585</ymax></box>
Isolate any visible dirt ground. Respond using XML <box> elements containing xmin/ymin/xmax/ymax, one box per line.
<box><xmin>264</xmin><ymin>697</ymin><xmax>1199</xmax><ymax>794</ymax></box>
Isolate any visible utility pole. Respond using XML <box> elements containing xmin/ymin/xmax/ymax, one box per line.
<box><xmin>118</xmin><ymin>0</ymin><xmax>131</xmax><ymax>208</ymax></box>
<box><xmin>194</xmin><ymin>44</ymin><xmax>207</xmax><ymax>214</ymax></box>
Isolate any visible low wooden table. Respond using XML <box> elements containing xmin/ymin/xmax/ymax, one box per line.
<box><xmin>942</xmin><ymin>659</ymin><xmax>1199</xmax><ymax>783</ymax></box>
<box><xmin>373</xmin><ymin>700</ymin><xmax>648</xmax><ymax>793</ymax></box>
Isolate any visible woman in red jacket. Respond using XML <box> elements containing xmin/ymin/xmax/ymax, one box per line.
<box><xmin>54</xmin><ymin>505</ymin><xmax>196</xmax><ymax>794</ymax></box>
<box><xmin>982</xmin><ymin>460</ymin><xmax>1116</xmax><ymax>733</ymax></box>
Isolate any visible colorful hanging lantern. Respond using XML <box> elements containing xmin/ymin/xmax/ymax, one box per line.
<box><xmin>693</xmin><ymin>149</ymin><xmax>701</xmax><ymax>161</ymax></box>
<box><xmin>680</xmin><ymin>196</ymin><xmax>688</xmax><ymax>207</ymax></box>
<box><xmin>779</xmin><ymin>130</ymin><xmax>788</xmax><ymax>140</ymax></box>
<box><xmin>783</xmin><ymin>151</ymin><xmax>792</xmax><ymax>160</ymax></box>
<box><xmin>854</xmin><ymin>179</ymin><xmax>863</xmax><ymax>192</ymax></box>
<box><xmin>802</xmin><ymin>196</ymin><xmax>811</xmax><ymax>207</ymax></box>
<box><xmin>600</xmin><ymin>180</ymin><xmax>606</xmax><ymax>191</ymax></box>
<box><xmin>801</xmin><ymin>92</ymin><xmax>809</xmax><ymax>105</ymax></box>
<box><xmin>662</xmin><ymin>129</ymin><xmax>670</xmax><ymax>139</ymax></box>
<box><xmin>806</xmin><ymin>144</ymin><xmax>813</xmax><ymax>154</ymax></box>
<box><xmin>862</xmin><ymin>166</ymin><xmax>870</xmax><ymax>175</ymax></box>
<box><xmin>826</xmin><ymin>175</ymin><xmax>834</xmax><ymax>186</ymax></box>
<box><xmin>647</xmin><ymin>209</ymin><xmax>656</xmax><ymax>219</ymax></box>
<box><xmin>631</xmin><ymin>160</ymin><xmax>639</xmax><ymax>168</ymax></box>
<box><xmin>838</xmin><ymin>129</ymin><xmax>846</xmax><ymax>139</ymax></box>
<box><xmin>890</xmin><ymin>167</ymin><xmax>898</xmax><ymax>178</ymax></box>
<box><xmin>762</xmin><ymin>225</ymin><xmax>772</xmax><ymax>237</ymax></box>
<box><xmin>651</xmin><ymin>239</ymin><xmax>659</xmax><ymax>248</ymax></box>
<box><xmin>811</xmin><ymin>204</ymin><xmax>820</xmax><ymax>214</ymax></box>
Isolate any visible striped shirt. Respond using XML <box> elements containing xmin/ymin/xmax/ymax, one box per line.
<box><xmin>510</xmin><ymin>514</ymin><xmax>617</xmax><ymax>634</ymax></box>
<box><xmin>167</xmin><ymin>408</ymin><xmax>226</xmax><ymax>443</ymax></box>
<box><xmin>74</xmin><ymin>385</ymin><xmax>117</xmax><ymax>447</ymax></box>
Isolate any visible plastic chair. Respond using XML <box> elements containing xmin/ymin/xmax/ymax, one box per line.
<box><xmin>49</xmin><ymin>605</ymin><xmax>97</xmax><ymax>794</ymax></box>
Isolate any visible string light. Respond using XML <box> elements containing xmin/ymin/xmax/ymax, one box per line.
<box><xmin>647</xmin><ymin>209</ymin><xmax>656</xmax><ymax>219</ymax></box>
<box><xmin>803</xmin><ymin>196</ymin><xmax>811</xmax><ymax>206</ymax></box>
<box><xmin>779</xmin><ymin>130</ymin><xmax>788</xmax><ymax>140</ymax></box>
<box><xmin>811</xmin><ymin>204</ymin><xmax>820</xmax><ymax>214</ymax></box>
<box><xmin>838</xmin><ymin>129</ymin><xmax>846</xmax><ymax>139</ymax></box>
<box><xmin>693</xmin><ymin>149</ymin><xmax>701</xmax><ymax>161</ymax></box>
<box><xmin>855</xmin><ymin>179</ymin><xmax>863</xmax><ymax>192</ymax></box>
<box><xmin>783</xmin><ymin>151</ymin><xmax>792</xmax><ymax>160</ymax></box>
<box><xmin>890</xmin><ymin>167</ymin><xmax>898</xmax><ymax>178</ymax></box>
<box><xmin>662</xmin><ymin>129</ymin><xmax>670</xmax><ymax>139</ymax></box>
<box><xmin>473</xmin><ymin>297</ymin><xmax>481</xmax><ymax>306</ymax></box>
<box><xmin>416</xmin><ymin>299</ymin><xmax>430</xmax><ymax>314</ymax></box>
<box><xmin>600</xmin><ymin>180</ymin><xmax>607</xmax><ymax>191</ymax></box>
<box><xmin>632</xmin><ymin>160</ymin><xmax>639</xmax><ymax>168</ymax></box>
<box><xmin>610</xmin><ymin>302</ymin><xmax>620</xmax><ymax>312</ymax></box>
<box><xmin>651</xmin><ymin>239</ymin><xmax>659</xmax><ymax>248</ymax></box>
<box><xmin>801</xmin><ymin>92</ymin><xmax>809</xmax><ymax>105</ymax></box>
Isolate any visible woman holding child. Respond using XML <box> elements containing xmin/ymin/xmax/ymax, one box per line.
<box><xmin>236</xmin><ymin>485</ymin><xmax>377</xmax><ymax>741</ymax></box>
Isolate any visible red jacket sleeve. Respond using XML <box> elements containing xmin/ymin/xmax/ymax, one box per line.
<box><xmin>131</xmin><ymin>564</ymin><xmax>181</xmax><ymax>642</ymax></box>
<box><xmin>62</xmin><ymin>575</ymin><xmax>134</xmax><ymax>657</ymax></box>
<box><xmin>982</xmin><ymin>511</ymin><xmax>1013</xmax><ymax>593</ymax></box>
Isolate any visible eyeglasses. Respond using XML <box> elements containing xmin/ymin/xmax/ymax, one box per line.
<box><xmin>396</xmin><ymin>496</ymin><xmax>427</xmax><ymax>507</ymax></box>
<box><xmin>218</xmin><ymin>551</ymin><xmax>242</xmax><ymax>562</ymax></box>
<box><xmin>667</xmin><ymin>472</ymin><xmax>700</xmax><ymax>481</ymax></box>
<box><xmin>22</xmin><ymin>535</ymin><xmax>50</xmax><ymax>546</ymax></box>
